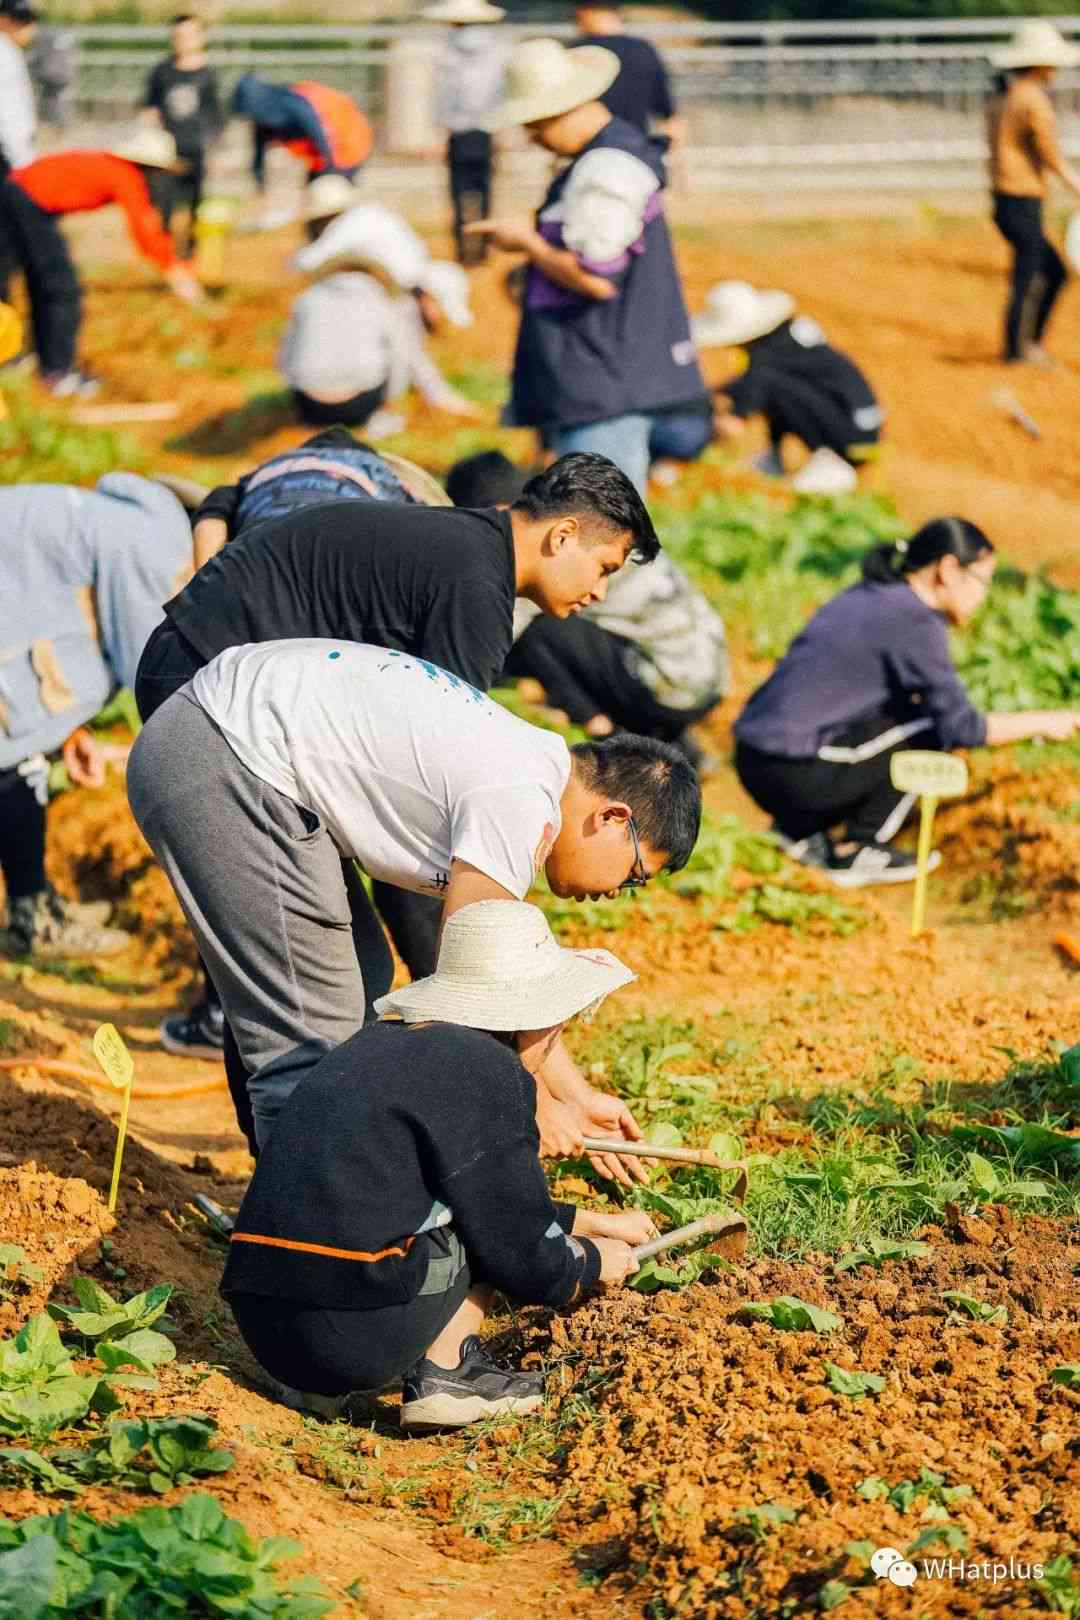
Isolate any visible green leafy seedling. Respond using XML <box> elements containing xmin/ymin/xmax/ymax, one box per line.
<box><xmin>834</xmin><ymin>1236</ymin><xmax>933</xmax><ymax>1273</ymax></box>
<box><xmin>941</xmin><ymin>1291</ymin><xmax>1008</xmax><ymax>1326</ymax></box>
<box><xmin>0</xmin><ymin>1246</ymin><xmax>43</xmax><ymax>1301</ymax></box>
<box><xmin>1050</xmin><ymin>1364</ymin><xmax>1080</xmax><ymax>1391</ymax></box>
<box><xmin>906</xmin><ymin>1523</ymin><xmax>969</xmax><ymax>1555</ymax></box>
<box><xmin>731</xmin><ymin>1502</ymin><xmax>798</xmax><ymax>1542</ymax></box>
<box><xmin>741</xmin><ymin>1296</ymin><xmax>841</xmax><ymax>1334</ymax></box>
<box><xmin>824</xmin><ymin>1363</ymin><xmax>886</xmax><ymax>1400</ymax></box>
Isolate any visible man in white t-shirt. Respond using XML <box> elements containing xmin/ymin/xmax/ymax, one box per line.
<box><xmin>127</xmin><ymin>639</ymin><xmax>701</xmax><ymax>1158</ymax></box>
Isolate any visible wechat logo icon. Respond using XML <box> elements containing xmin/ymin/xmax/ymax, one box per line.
<box><xmin>872</xmin><ymin>1547</ymin><xmax>919</xmax><ymax>1587</ymax></box>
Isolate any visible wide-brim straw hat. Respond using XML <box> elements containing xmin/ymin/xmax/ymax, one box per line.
<box><xmin>305</xmin><ymin>173</ymin><xmax>362</xmax><ymax>221</ymax></box>
<box><xmin>482</xmin><ymin>39</ymin><xmax>620</xmax><ymax>130</ymax></box>
<box><xmin>108</xmin><ymin>128</ymin><xmax>183</xmax><ymax>171</ymax></box>
<box><xmin>373</xmin><ymin>899</ymin><xmax>636</xmax><ymax>1030</ymax></box>
<box><xmin>692</xmin><ymin>280</ymin><xmax>795</xmax><ymax>348</ymax></box>
<box><xmin>421</xmin><ymin>0</ymin><xmax>505</xmax><ymax>22</ymax></box>
<box><xmin>378</xmin><ymin>450</ymin><xmax>453</xmax><ymax>506</ymax></box>
<box><xmin>990</xmin><ymin>20</ymin><xmax>1080</xmax><ymax>70</ymax></box>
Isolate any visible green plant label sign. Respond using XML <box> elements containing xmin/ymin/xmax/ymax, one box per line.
<box><xmin>92</xmin><ymin>1024</ymin><xmax>133</xmax><ymax>1093</ymax></box>
<box><xmin>889</xmin><ymin>750</ymin><xmax>969</xmax><ymax>799</ymax></box>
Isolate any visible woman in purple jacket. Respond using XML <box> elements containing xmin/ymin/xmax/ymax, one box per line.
<box><xmin>735</xmin><ymin>517</ymin><xmax>1079</xmax><ymax>888</ymax></box>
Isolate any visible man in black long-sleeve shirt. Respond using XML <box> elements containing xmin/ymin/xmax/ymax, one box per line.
<box><xmin>132</xmin><ymin>453</ymin><xmax>659</xmax><ymax>1152</ymax></box>
<box><xmin>221</xmin><ymin>900</ymin><xmax>658</xmax><ymax>1427</ymax></box>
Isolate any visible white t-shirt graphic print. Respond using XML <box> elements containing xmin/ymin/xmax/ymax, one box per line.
<box><xmin>189</xmin><ymin>640</ymin><xmax>571</xmax><ymax>898</ymax></box>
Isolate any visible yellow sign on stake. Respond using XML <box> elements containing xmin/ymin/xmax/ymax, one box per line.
<box><xmin>92</xmin><ymin>1024</ymin><xmax>135</xmax><ymax>1215</ymax></box>
<box><xmin>889</xmin><ymin>750</ymin><xmax>970</xmax><ymax>937</ymax></box>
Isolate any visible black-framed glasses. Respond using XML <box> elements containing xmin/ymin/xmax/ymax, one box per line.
<box><xmin>620</xmin><ymin>816</ymin><xmax>650</xmax><ymax>890</ymax></box>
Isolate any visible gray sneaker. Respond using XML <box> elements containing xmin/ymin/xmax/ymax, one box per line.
<box><xmin>400</xmin><ymin>1335</ymin><xmax>544</xmax><ymax>1431</ymax></box>
<box><xmin>1</xmin><ymin>889</ymin><xmax>131</xmax><ymax>959</ymax></box>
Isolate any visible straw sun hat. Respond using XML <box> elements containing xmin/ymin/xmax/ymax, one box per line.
<box><xmin>374</xmin><ymin>900</ymin><xmax>635</xmax><ymax>1030</ymax></box>
<box><xmin>421</xmin><ymin>0</ymin><xmax>505</xmax><ymax>22</ymax></box>
<box><xmin>483</xmin><ymin>38</ymin><xmax>620</xmax><ymax>130</ymax></box>
<box><xmin>692</xmin><ymin>281</ymin><xmax>795</xmax><ymax>348</ymax></box>
<box><xmin>990</xmin><ymin>20</ymin><xmax>1080</xmax><ymax>71</ymax></box>
<box><xmin>108</xmin><ymin>128</ymin><xmax>183</xmax><ymax>171</ymax></box>
<box><xmin>304</xmin><ymin>173</ymin><xmax>362</xmax><ymax>222</ymax></box>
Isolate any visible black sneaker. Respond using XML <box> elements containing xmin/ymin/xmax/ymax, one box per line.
<box><xmin>160</xmin><ymin>998</ymin><xmax>225</xmax><ymax>1059</ymax></box>
<box><xmin>773</xmin><ymin>827</ymin><xmax>832</xmax><ymax>870</ymax></box>
<box><xmin>400</xmin><ymin>1335</ymin><xmax>544</xmax><ymax>1431</ymax></box>
<box><xmin>825</xmin><ymin>842</ymin><xmax>941</xmax><ymax>889</ymax></box>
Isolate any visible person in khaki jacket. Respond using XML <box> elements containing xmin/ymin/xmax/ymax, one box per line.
<box><xmin>987</xmin><ymin>20</ymin><xmax>1080</xmax><ymax>364</ymax></box>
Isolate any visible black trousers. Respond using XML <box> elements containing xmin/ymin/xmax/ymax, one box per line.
<box><xmin>159</xmin><ymin>153</ymin><xmax>206</xmax><ymax>260</ymax></box>
<box><xmin>448</xmin><ymin>130</ymin><xmax>493</xmax><ymax>266</ymax></box>
<box><xmin>0</xmin><ymin>760</ymin><xmax>49</xmax><ymax>905</ymax></box>
<box><xmin>735</xmin><ymin>720</ymin><xmax>934</xmax><ymax>845</ymax></box>
<box><xmin>992</xmin><ymin>193</ymin><xmax>1067</xmax><ymax>362</ymax></box>
<box><xmin>749</xmin><ymin>368</ymin><xmax>876</xmax><ymax>463</ymax></box>
<box><xmin>227</xmin><ymin>1226</ymin><xmax>471</xmax><ymax>1393</ymax></box>
<box><xmin>135</xmin><ymin>618</ymin><xmax>441</xmax><ymax>1153</ymax></box>
<box><xmin>505</xmin><ymin>612</ymin><xmax>720</xmax><ymax>741</ymax></box>
<box><xmin>292</xmin><ymin>380</ymin><xmax>387</xmax><ymax>429</ymax></box>
<box><xmin>0</xmin><ymin>180</ymin><xmax>80</xmax><ymax>374</ymax></box>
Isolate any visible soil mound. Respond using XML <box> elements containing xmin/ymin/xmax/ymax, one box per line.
<box><xmin>540</xmin><ymin>1211</ymin><xmax>1080</xmax><ymax>1617</ymax></box>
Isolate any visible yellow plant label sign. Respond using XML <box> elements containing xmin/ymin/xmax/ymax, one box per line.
<box><xmin>890</xmin><ymin>750</ymin><xmax>969</xmax><ymax>800</ymax></box>
<box><xmin>92</xmin><ymin>1024</ymin><xmax>134</xmax><ymax>1092</ymax></box>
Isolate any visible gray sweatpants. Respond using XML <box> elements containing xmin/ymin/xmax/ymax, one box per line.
<box><xmin>127</xmin><ymin>691</ymin><xmax>369</xmax><ymax>1146</ymax></box>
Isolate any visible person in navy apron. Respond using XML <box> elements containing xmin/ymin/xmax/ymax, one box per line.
<box><xmin>466</xmin><ymin>37</ymin><xmax>705</xmax><ymax>495</ymax></box>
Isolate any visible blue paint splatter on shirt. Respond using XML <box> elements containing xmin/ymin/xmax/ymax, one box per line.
<box><xmin>328</xmin><ymin>650</ymin><xmax>341</xmax><ymax>660</ymax></box>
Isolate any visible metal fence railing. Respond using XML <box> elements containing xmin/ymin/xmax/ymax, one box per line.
<box><xmin>51</xmin><ymin>17</ymin><xmax>1080</xmax><ymax>191</ymax></box>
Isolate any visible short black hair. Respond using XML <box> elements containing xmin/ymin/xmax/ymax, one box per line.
<box><xmin>170</xmin><ymin>11</ymin><xmax>200</xmax><ymax>23</ymax></box>
<box><xmin>571</xmin><ymin>734</ymin><xmax>701</xmax><ymax>872</ymax></box>
<box><xmin>513</xmin><ymin>452</ymin><xmax>660</xmax><ymax>564</ymax></box>
<box><xmin>446</xmin><ymin>450</ymin><xmax>529</xmax><ymax>508</ymax></box>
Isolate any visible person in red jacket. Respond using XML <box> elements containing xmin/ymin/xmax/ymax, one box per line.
<box><xmin>0</xmin><ymin>126</ymin><xmax>201</xmax><ymax>396</ymax></box>
<box><xmin>231</xmin><ymin>74</ymin><xmax>373</xmax><ymax>198</ymax></box>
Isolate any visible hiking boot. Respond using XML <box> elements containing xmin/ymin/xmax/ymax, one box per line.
<box><xmin>160</xmin><ymin>998</ymin><xmax>225</xmax><ymax>1060</ymax></box>
<box><xmin>42</xmin><ymin>368</ymin><xmax>100</xmax><ymax>399</ymax></box>
<box><xmin>824</xmin><ymin>842</ymin><xmax>941</xmax><ymax>889</ymax></box>
<box><xmin>1</xmin><ymin>889</ymin><xmax>131</xmax><ymax>959</ymax></box>
<box><xmin>400</xmin><ymin>1335</ymin><xmax>544</xmax><ymax>1431</ymax></box>
<box><xmin>773</xmin><ymin>827</ymin><xmax>833</xmax><ymax>871</ymax></box>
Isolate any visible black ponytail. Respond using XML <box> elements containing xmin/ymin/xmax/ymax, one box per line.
<box><xmin>861</xmin><ymin>516</ymin><xmax>994</xmax><ymax>586</ymax></box>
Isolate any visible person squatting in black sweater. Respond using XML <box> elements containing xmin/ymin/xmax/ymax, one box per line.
<box><xmin>735</xmin><ymin>517</ymin><xmax>1080</xmax><ymax>888</ymax></box>
<box><xmin>221</xmin><ymin>900</ymin><xmax>658</xmax><ymax>1430</ymax></box>
<box><xmin>692</xmin><ymin>281</ymin><xmax>884</xmax><ymax>495</ymax></box>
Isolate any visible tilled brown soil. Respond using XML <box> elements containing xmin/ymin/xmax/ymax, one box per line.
<box><xmin>534</xmin><ymin>1210</ymin><xmax>1080</xmax><ymax>1617</ymax></box>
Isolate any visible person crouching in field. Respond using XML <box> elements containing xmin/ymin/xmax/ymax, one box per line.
<box><xmin>734</xmin><ymin>517</ymin><xmax>1080</xmax><ymax>887</ymax></box>
<box><xmin>0</xmin><ymin>128</ymin><xmax>201</xmax><ymax>397</ymax></box>
<box><xmin>222</xmin><ymin>900</ymin><xmax>656</xmax><ymax>1428</ymax></box>
<box><xmin>689</xmin><ymin>281</ymin><xmax>883</xmax><ymax>496</ymax></box>
<box><xmin>986</xmin><ymin>21</ymin><xmax>1080</xmax><ymax>366</ymax></box>
<box><xmin>281</xmin><ymin>179</ymin><xmax>479</xmax><ymax>431</ymax></box>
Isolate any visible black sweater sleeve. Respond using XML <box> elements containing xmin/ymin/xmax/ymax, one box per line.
<box><xmin>193</xmin><ymin>482</ymin><xmax>243</xmax><ymax>537</ymax></box>
<box><xmin>438</xmin><ymin>1075</ymin><xmax>601</xmax><ymax>1306</ymax></box>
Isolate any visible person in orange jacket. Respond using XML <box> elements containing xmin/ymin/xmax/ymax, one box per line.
<box><xmin>231</xmin><ymin>74</ymin><xmax>373</xmax><ymax>199</ymax></box>
<box><xmin>0</xmin><ymin>126</ymin><xmax>201</xmax><ymax>396</ymax></box>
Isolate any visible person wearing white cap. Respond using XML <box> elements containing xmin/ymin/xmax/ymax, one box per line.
<box><xmin>692</xmin><ymin>281</ymin><xmax>884</xmax><ymax>495</ymax></box>
<box><xmin>422</xmin><ymin>0</ymin><xmax>508</xmax><ymax>264</ymax></box>
<box><xmin>466</xmin><ymin>36</ymin><xmax>706</xmax><ymax>496</ymax></box>
<box><xmin>220</xmin><ymin>901</ymin><xmax>658</xmax><ymax>1429</ymax></box>
<box><xmin>0</xmin><ymin>127</ymin><xmax>200</xmax><ymax>395</ymax></box>
<box><xmin>278</xmin><ymin>178</ymin><xmax>478</xmax><ymax>429</ymax></box>
<box><xmin>987</xmin><ymin>20</ymin><xmax>1080</xmax><ymax>364</ymax></box>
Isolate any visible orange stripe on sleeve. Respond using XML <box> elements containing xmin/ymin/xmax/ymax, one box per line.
<box><xmin>230</xmin><ymin>1231</ymin><xmax>415</xmax><ymax>1263</ymax></box>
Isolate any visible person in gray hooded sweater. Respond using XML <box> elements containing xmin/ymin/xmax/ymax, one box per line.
<box><xmin>0</xmin><ymin>473</ymin><xmax>193</xmax><ymax>959</ymax></box>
